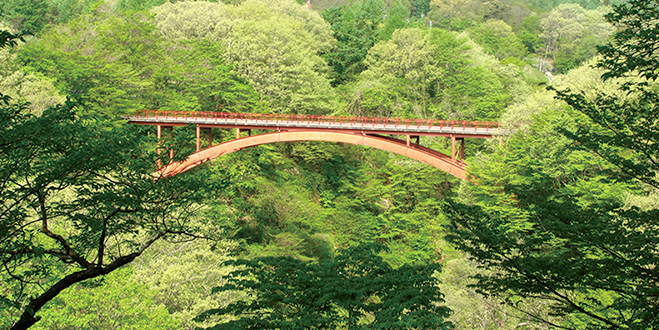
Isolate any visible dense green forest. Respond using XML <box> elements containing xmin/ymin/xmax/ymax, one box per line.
<box><xmin>1</xmin><ymin>0</ymin><xmax>658</xmax><ymax>329</ymax></box>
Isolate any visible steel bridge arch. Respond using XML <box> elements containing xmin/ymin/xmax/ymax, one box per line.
<box><xmin>156</xmin><ymin>131</ymin><xmax>466</xmax><ymax>179</ymax></box>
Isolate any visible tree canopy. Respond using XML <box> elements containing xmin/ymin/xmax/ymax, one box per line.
<box><xmin>199</xmin><ymin>243</ymin><xmax>453</xmax><ymax>329</ymax></box>
<box><xmin>1</xmin><ymin>0</ymin><xmax>645</xmax><ymax>328</ymax></box>
<box><xmin>444</xmin><ymin>0</ymin><xmax>659</xmax><ymax>328</ymax></box>
<box><xmin>0</xmin><ymin>100</ymin><xmax>216</xmax><ymax>329</ymax></box>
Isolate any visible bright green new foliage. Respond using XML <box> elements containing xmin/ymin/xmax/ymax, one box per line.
<box><xmin>351</xmin><ymin>27</ymin><xmax>511</xmax><ymax>120</ymax></box>
<box><xmin>539</xmin><ymin>4</ymin><xmax>613</xmax><ymax>72</ymax></box>
<box><xmin>31</xmin><ymin>268</ymin><xmax>180</xmax><ymax>330</ymax></box>
<box><xmin>152</xmin><ymin>0</ymin><xmax>337</xmax><ymax>115</ymax></box>
<box><xmin>16</xmin><ymin>10</ymin><xmax>262</xmax><ymax>119</ymax></box>
<box><xmin>468</xmin><ymin>19</ymin><xmax>528</xmax><ymax>60</ymax></box>
<box><xmin>17</xmin><ymin>12</ymin><xmax>162</xmax><ymax>119</ymax></box>
<box><xmin>321</xmin><ymin>0</ymin><xmax>387</xmax><ymax>85</ymax></box>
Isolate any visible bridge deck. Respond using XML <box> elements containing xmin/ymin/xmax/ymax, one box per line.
<box><xmin>129</xmin><ymin>110</ymin><xmax>501</xmax><ymax>138</ymax></box>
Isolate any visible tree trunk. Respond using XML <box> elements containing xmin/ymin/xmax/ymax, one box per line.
<box><xmin>11</xmin><ymin>253</ymin><xmax>140</xmax><ymax>330</ymax></box>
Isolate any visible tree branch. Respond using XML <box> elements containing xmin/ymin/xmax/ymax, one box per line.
<box><xmin>0</xmin><ymin>248</ymin><xmax>68</xmax><ymax>257</ymax></box>
<box><xmin>97</xmin><ymin>208</ymin><xmax>140</xmax><ymax>266</ymax></box>
<box><xmin>36</xmin><ymin>189</ymin><xmax>92</xmax><ymax>270</ymax></box>
<box><xmin>10</xmin><ymin>231</ymin><xmax>167</xmax><ymax>330</ymax></box>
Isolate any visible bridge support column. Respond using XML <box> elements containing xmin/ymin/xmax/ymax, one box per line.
<box><xmin>157</xmin><ymin>125</ymin><xmax>174</xmax><ymax>167</ymax></box>
<box><xmin>168</xmin><ymin>127</ymin><xmax>174</xmax><ymax>161</ymax></box>
<box><xmin>451</xmin><ymin>137</ymin><xmax>465</xmax><ymax>162</ymax></box>
<box><xmin>196</xmin><ymin>125</ymin><xmax>201</xmax><ymax>152</ymax></box>
<box><xmin>237</xmin><ymin>128</ymin><xmax>251</xmax><ymax>139</ymax></box>
<box><xmin>407</xmin><ymin>135</ymin><xmax>420</xmax><ymax>147</ymax></box>
<box><xmin>157</xmin><ymin>125</ymin><xmax>162</xmax><ymax>168</ymax></box>
<box><xmin>196</xmin><ymin>127</ymin><xmax>214</xmax><ymax>152</ymax></box>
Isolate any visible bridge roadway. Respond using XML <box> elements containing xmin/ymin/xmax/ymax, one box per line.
<box><xmin>128</xmin><ymin>110</ymin><xmax>501</xmax><ymax>138</ymax></box>
<box><xmin>128</xmin><ymin>110</ymin><xmax>502</xmax><ymax>179</ymax></box>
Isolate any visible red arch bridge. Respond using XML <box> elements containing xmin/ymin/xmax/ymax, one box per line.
<box><xmin>128</xmin><ymin>110</ymin><xmax>503</xmax><ymax>180</ymax></box>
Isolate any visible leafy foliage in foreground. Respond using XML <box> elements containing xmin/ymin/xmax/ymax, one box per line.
<box><xmin>597</xmin><ymin>0</ymin><xmax>659</xmax><ymax>81</ymax></box>
<box><xmin>199</xmin><ymin>243</ymin><xmax>453</xmax><ymax>329</ymax></box>
<box><xmin>0</xmin><ymin>101</ymin><xmax>215</xmax><ymax>329</ymax></box>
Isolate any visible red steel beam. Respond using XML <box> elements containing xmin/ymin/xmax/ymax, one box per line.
<box><xmin>155</xmin><ymin>131</ymin><xmax>467</xmax><ymax>179</ymax></box>
<box><xmin>129</xmin><ymin>110</ymin><xmax>501</xmax><ymax>137</ymax></box>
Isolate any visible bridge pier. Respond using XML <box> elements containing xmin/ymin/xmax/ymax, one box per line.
<box><xmin>157</xmin><ymin>125</ymin><xmax>174</xmax><ymax>167</ymax></box>
<box><xmin>236</xmin><ymin>128</ymin><xmax>251</xmax><ymax>139</ymax></box>
<box><xmin>196</xmin><ymin>126</ymin><xmax>200</xmax><ymax>152</ymax></box>
<box><xmin>196</xmin><ymin>126</ymin><xmax>214</xmax><ymax>152</ymax></box>
<box><xmin>406</xmin><ymin>135</ymin><xmax>420</xmax><ymax>147</ymax></box>
<box><xmin>451</xmin><ymin>137</ymin><xmax>465</xmax><ymax>162</ymax></box>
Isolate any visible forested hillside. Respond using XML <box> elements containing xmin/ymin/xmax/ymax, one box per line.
<box><xmin>1</xmin><ymin>0</ymin><xmax>657</xmax><ymax>329</ymax></box>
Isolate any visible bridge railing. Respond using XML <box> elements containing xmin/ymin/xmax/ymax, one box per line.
<box><xmin>132</xmin><ymin>110</ymin><xmax>501</xmax><ymax>132</ymax></box>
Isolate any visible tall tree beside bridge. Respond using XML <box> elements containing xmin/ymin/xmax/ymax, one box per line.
<box><xmin>444</xmin><ymin>0</ymin><xmax>659</xmax><ymax>328</ymax></box>
<box><xmin>0</xmin><ymin>29</ymin><xmax>217</xmax><ymax>328</ymax></box>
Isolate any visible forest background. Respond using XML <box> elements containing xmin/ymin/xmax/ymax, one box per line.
<box><xmin>1</xmin><ymin>0</ymin><xmax>657</xmax><ymax>329</ymax></box>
